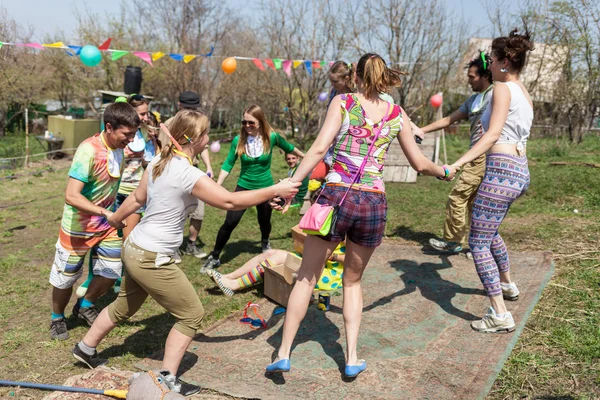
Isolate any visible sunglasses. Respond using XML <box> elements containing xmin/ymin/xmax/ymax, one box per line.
<box><xmin>241</xmin><ymin>120</ymin><xmax>257</xmax><ymax>127</ymax></box>
<box><xmin>129</xmin><ymin>94</ymin><xmax>145</xmax><ymax>101</ymax></box>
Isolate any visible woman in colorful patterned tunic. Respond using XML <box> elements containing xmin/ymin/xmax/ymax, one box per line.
<box><xmin>266</xmin><ymin>53</ymin><xmax>455</xmax><ymax>378</ymax></box>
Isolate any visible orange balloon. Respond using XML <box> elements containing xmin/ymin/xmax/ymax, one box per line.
<box><xmin>222</xmin><ymin>57</ymin><xmax>237</xmax><ymax>74</ymax></box>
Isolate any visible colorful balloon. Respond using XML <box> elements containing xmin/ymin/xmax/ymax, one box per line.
<box><xmin>430</xmin><ymin>93</ymin><xmax>443</xmax><ymax>108</ymax></box>
<box><xmin>209</xmin><ymin>141</ymin><xmax>221</xmax><ymax>153</ymax></box>
<box><xmin>80</xmin><ymin>45</ymin><xmax>102</xmax><ymax>67</ymax></box>
<box><xmin>318</xmin><ymin>92</ymin><xmax>328</xmax><ymax>102</ymax></box>
<box><xmin>221</xmin><ymin>57</ymin><xmax>237</xmax><ymax>74</ymax></box>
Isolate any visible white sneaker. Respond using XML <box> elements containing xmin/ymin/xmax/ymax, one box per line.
<box><xmin>501</xmin><ymin>282</ymin><xmax>520</xmax><ymax>301</ymax></box>
<box><xmin>471</xmin><ymin>307</ymin><xmax>515</xmax><ymax>333</ymax></box>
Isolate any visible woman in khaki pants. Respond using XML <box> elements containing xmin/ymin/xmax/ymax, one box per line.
<box><xmin>71</xmin><ymin>109</ymin><xmax>299</xmax><ymax>396</ymax></box>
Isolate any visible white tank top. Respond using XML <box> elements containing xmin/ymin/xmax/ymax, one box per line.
<box><xmin>481</xmin><ymin>81</ymin><xmax>533</xmax><ymax>151</ymax></box>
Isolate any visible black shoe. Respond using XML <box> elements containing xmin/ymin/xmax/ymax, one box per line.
<box><xmin>72</xmin><ymin>344</ymin><xmax>108</xmax><ymax>369</ymax></box>
<box><xmin>49</xmin><ymin>317</ymin><xmax>69</xmax><ymax>341</ymax></box>
<box><xmin>261</xmin><ymin>240</ymin><xmax>272</xmax><ymax>252</ymax></box>
<box><xmin>200</xmin><ymin>255</ymin><xmax>221</xmax><ymax>273</ymax></box>
<box><xmin>73</xmin><ymin>302</ymin><xmax>99</xmax><ymax>327</ymax></box>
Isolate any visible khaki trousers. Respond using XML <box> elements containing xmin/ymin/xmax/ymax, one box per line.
<box><xmin>442</xmin><ymin>154</ymin><xmax>486</xmax><ymax>246</ymax></box>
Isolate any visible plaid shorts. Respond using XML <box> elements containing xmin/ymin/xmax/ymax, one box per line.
<box><xmin>316</xmin><ymin>185</ymin><xmax>387</xmax><ymax>248</ymax></box>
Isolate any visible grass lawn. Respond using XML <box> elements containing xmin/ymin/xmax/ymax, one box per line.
<box><xmin>0</xmin><ymin>132</ymin><xmax>599</xmax><ymax>399</ymax></box>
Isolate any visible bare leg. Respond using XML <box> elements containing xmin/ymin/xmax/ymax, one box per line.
<box><xmin>276</xmin><ymin>236</ymin><xmax>338</xmax><ymax>361</ymax></box>
<box><xmin>84</xmin><ymin>276</ymin><xmax>117</xmax><ymax>303</ymax></box>
<box><xmin>223</xmin><ymin>249</ymin><xmax>284</xmax><ymax>279</ymax></box>
<box><xmin>81</xmin><ymin>308</ymin><xmax>118</xmax><ymax>347</ymax></box>
<box><xmin>52</xmin><ymin>287</ymin><xmax>73</xmax><ymax>315</ymax></box>
<box><xmin>489</xmin><ymin>294</ymin><xmax>507</xmax><ymax>315</ymax></box>
<box><xmin>163</xmin><ymin>328</ymin><xmax>194</xmax><ymax>375</ymax></box>
<box><xmin>121</xmin><ymin>213</ymin><xmax>142</xmax><ymax>240</ymax></box>
<box><xmin>189</xmin><ymin>219</ymin><xmax>202</xmax><ymax>242</ymax></box>
<box><xmin>342</xmin><ymin>239</ymin><xmax>376</xmax><ymax>366</ymax></box>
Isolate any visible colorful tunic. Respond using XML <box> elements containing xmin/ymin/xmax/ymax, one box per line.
<box><xmin>61</xmin><ymin>133</ymin><xmax>124</xmax><ymax>237</ymax></box>
<box><xmin>326</xmin><ymin>94</ymin><xmax>403</xmax><ymax>192</ymax></box>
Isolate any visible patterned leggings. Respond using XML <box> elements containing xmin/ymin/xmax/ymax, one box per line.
<box><xmin>469</xmin><ymin>153</ymin><xmax>530</xmax><ymax>297</ymax></box>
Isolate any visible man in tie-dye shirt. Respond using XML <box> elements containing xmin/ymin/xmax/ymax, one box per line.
<box><xmin>49</xmin><ymin>103</ymin><xmax>140</xmax><ymax>341</ymax></box>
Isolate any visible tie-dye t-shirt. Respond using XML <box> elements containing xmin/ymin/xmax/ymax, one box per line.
<box><xmin>325</xmin><ymin>94</ymin><xmax>403</xmax><ymax>192</ymax></box>
<box><xmin>61</xmin><ymin>133</ymin><xmax>124</xmax><ymax>237</ymax></box>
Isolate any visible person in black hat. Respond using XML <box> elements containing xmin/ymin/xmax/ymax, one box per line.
<box><xmin>159</xmin><ymin>91</ymin><xmax>214</xmax><ymax>259</ymax></box>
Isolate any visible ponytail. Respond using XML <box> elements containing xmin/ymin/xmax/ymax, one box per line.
<box><xmin>356</xmin><ymin>53</ymin><xmax>405</xmax><ymax>98</ymax></box>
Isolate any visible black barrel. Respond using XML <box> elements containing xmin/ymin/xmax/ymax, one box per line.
<box><xmin>124</xmin><ymin>66</ymin><xmax>142</xmax><ymax>94</ymax></box>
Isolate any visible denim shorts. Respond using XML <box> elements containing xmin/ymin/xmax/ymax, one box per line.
<box><xmin>316</xmin><ymin>185</ymin><xmax>387</xmax><ymax>248</ymax></box>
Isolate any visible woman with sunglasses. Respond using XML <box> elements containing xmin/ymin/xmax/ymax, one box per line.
<box><xmin>202</xmin><ymin>105</ymin><xmax>305</xmax><ymax>272</ymax></box>
<box><xmin>449</xmin><ymin>27</ymin><xmax>534</xmax><ymax>333</ymax></box>
<box><xmin>114</xmin><ymin>94</ymin><xmax>159</xmax><ymax>239</ymax></box>
<box><xmin>72</xmin><ymin>109</ymin><xmax>299</xmax><ymax>396</ymax></box>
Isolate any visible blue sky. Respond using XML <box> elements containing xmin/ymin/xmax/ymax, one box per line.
<box><xmin>1</xmin><ymin>0</ymin><xmax>492</xmax><ymax>42</ymax></box>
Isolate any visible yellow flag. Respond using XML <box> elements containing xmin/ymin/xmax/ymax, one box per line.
<box><xmin>43</xmin><ymin>42</ymin><xmax>65</xmax><ymax>48</ymax></box>
<box><xmin>293</xmin><ymin>60</ymin><xmax>302</xmax><ymax>68</ymax></box>
<box><xmin>152</xmin><ymin>52</ymin><xmax>165</xmax><ymax>61</ymax></box>
<box><xmin>183</xmin><ymin>55</ymin><xmax>197</xmax><ymax>64</ymax></box>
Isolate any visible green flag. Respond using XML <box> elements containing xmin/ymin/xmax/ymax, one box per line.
<box><xmin>111</xmin><ymin>50</ymin><xmax>128</xmax><ymax>61</ymax></box>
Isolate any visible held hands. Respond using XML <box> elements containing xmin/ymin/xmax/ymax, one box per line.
<box><xmin>436</xmin><ymin>164</ymin><xmax>457</xmax><ymax>181</ymax></box>
<box><xmin>269</xmin><ymin>196</ymin><xmax>291</xmax><ymax>213</ymax></box>
<box><xmin>101</xmin><ymin>209</ymin><xmax>126</xmax><ymax>230</ymax></box>
<box><xmin>274</xmin><ymin>178</ymin><xmax>300</xmax><ymax>200</ymax></box>
<box><xmin>411</xmin><ymin>121</ymin><xmax>425</xmax><ymax>142</ymax></box>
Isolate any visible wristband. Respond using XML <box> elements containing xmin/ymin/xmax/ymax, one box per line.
<box><xmin>436</xmin><ymin>165</ymin><xmax>450</xmax><ymax>180</ymax></box>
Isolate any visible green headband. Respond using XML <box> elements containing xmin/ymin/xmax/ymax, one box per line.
<box><xmin>480</xmin><ymin>52</ymin><xmax>487</xmax><ymax>70</ymax></box>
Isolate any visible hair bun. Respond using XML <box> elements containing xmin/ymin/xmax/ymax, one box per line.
<box><xmin>508</xmin><ymin>27</ymin><xmax>535</xmax><ymax>53</ymax></box>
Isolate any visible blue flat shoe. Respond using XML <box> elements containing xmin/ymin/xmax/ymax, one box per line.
<box><xmin>344</xmin><ymin>360</ymin><xmax>367</xmax><ymax>378</ymax></box>
<box><xmin>266</xmin><ymin>358</ymin><xmax>290</xmax><ymax>372</ymax></box>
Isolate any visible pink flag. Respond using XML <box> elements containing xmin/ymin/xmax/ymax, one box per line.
<box><xmin>133</xmin><ymin>52</ymin><xmax>153</xmax><ymax>66</ymax></box>
<box><xmin>17</xmin><ymin>43</ymin><xmax>44</xmax><ymax>50</ymax></box>
<box><xmin>252</xmin><ymin>58</ymin><xmax>265</xmax><ymax>71</ymax></box>
<box><xmin>264</xmin><ymin>59</ymin><xmax>276</xmax><ymax>71</ymax></box>
<box><xmin>282</xmin><ymin>60</ymin><xmax>292</xmax><ymax>76</ymax></box>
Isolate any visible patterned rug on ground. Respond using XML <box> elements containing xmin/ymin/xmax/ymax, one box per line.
<box><xmin>137</xmin><ymin>243</ymin><xmax>554</xmax><ymax>400</ymax></box>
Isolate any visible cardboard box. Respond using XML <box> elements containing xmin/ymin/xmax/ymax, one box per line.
<box><xmin>291</xmin><ymin>224</ymin><xmax>307</xmax><ymax>255</ymax></box>
<box><xmin>264</xmin><ymin>253</ymin><xmax>302</xmax><ymax>307</ymax></box>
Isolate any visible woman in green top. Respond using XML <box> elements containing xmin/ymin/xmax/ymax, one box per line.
<box><xmin>202</xmin><ymin>104</ymin><xmax>305</xmax><ymax>272</ymax></box>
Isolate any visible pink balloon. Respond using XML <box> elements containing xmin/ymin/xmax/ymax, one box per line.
<box><xmin>430</xmin><ymin>93</ymin><xmax>443</xmax><ymax>108</ymax></box>
<box><xmin>209</xmin><ymin>141</ymin><xmax>221</xmax><ymax>153</ymax></box>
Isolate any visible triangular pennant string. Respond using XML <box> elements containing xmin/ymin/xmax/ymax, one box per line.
<box><xmin>203</xmin><ymin>45</ymin><xmax>214</xmax><ymax>57</ymax></box>
<box><xmin>133</xmin><ymin>51</ymin><xmax>152</xmax><ymax>66</ymax></box>
<box><xmin>169</xmin><ymin>53</ymin><xmax>184</xmax><ymax>61</ymax></box>
<box><xmin>264</xmin><ymin>59</ymin><xmax>276</xmax><ymax>71</ymax></box>
<box><xmin>273</xmin><ymin>59</ymin><xmax>282</xmax><ymax>69</ymax></box>
<box><xmin>43</xmin><ymin>42</ymin><xmax>65</xmax><ymax>48</ymax></box>
<box><xmin>252</xmin><ymin>58</ymin><xmax>265</xmax><ymax>71</ymax></box>
<box><xmin>183</xmin><ymin>55</ymin><xmax>196</xmax><ymax>64</ymax></box>
<box><xmin>111</xmin><ymin>50</ymin><xmax>128</xmax><ymax>61</ymax></box>
<box><xmin>16</xmin><ymin>43</ymin><xmax>44</xmax><ymax>50</ymax></box>
<box><xmin>312</xmin><ymin>61</ymin><xmax>321</xmax><ymax>69</ymax></box>
<box><xmin>293</xmin><ymin>60</ymin><xmax>302</xmax><ymax>68</ymax></box>
<box><xmin>320</xmin><ymin>61</ymin><xmax>327</xmax><ymax>69</ymax></box>
<box><xmin>67</xmin><ymin>45</ymin><xmax>82</xmax><ymax>56</ymax></box>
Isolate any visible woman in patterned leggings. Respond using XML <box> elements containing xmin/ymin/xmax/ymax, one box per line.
<box><xmin>449</xmin><ymin>27</ymin><xmax>535</xmax><ymax>333</ymax></box>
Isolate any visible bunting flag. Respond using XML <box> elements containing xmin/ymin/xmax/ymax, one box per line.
<box><xmin>183</xmin><ymin>54</ymin><xmax>196</xmax><ymax>64</ymax></box>
<box><xmin>16</xmin><ymin>43</ymin><xmax>44</xmax><ymax>50</ymax></box>
<box><xmin>264</xmin><ymin>59</ymin><xmax>276</xmax><ymax>71</ymax></box>
<box><xmin>111</xmin><ymin>50</ymin><xmax>128</xmax><ymax>61</ymax></box>
<box><xmin>252</xmin><ymin>58</ymin><xmax>265</xmax><ymax>71</ymax></box>
<box><xmin>329</xmin><ymin>61</ymin><xmax>335</xmax><ymax>67</ymax></box>
<box><xmin>304</xmin><ymin>60</ymin><xmax>312</xmax><ymax>76</ymax></box>
<box><xmin>0</xmin><ymin>39</ymin><xmax>339</xmax><ymax>76</ymax></box>
<box><xmin>43</xmin><ymin>42</ymin><xmax>66</xmax><ymax>48</ymax></box>
<box><xmin>98</xmin><ymin>38</ymin><xmax>112</xmax><ymax>51</ymax></box>
<box><xmin>133</xmin><ymin>51</ymin><xmax>152</xmax><ymax>66</ymax></box>
<box><xmin>282</xmin><ymin>59</ymin><xmax>292</xmax><ymax>76</ymax></box>
<box><xmin>152</xmin><ymin>52</ymin><xmax>165</xmax><ymax>61</ymax></box>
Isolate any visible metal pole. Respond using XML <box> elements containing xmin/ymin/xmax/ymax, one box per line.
<box><xmin>24</xmin><ymin>108</ymin><xmax>29</xmax><ymax>168</ymax></box>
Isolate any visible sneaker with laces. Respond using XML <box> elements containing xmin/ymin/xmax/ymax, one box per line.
<box><xmin>161</xmin><ymin>370</ymin><xmax>201</xmax><ymax>397</ymax></box>
<box><xmin>501</xmin><ymin>282</ymin><xmax>520</xmax><ymax>301</ymax></box>
<box><xmin>200</xmin><ymin>255</ymin><xmax>221</xmax><ymax>273</ymax></box>
<box><xmin>50</xmin><ymin>318</ymin><xmax>69</xmax><ymax>340</ymax></box>
<box><xmin>429</xmin><ymin>238</ymin><xmax>463</xmax><ymax>253</ymax></box>
<box><xmin>182</xmin><ymin>241</ymin><xmax>208</xmax><ymax>259</ymax></box>
<box><xmin>72</xmin><ymin>344</ymin><xmax>108</xmax><ymax>369</ymax></box>
<box><xmin>471</xmin><ymin>307</ymin><xmax>515</xmax><ymax>333</ymax></box>
<box><xmin>261</xmin><ymin>240</ymin><xmax>272</xmax><ymax>253</ymax></box>
<box><xmin>73</xmin><ymin>302</ymin><xmax>99</xmax><ymax>327</ymax></box>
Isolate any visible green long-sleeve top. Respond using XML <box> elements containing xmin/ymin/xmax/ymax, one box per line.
<box><xmin>222</xmin><ymin>132</ymin><xmax>296</xmax><ymax>190</ymax></box>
